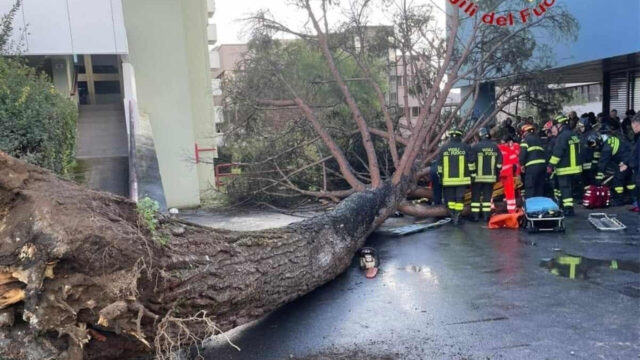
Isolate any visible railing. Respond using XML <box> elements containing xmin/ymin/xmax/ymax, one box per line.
<box><xmin>214</xmin><ymin>163</ymin><xmax>241</xmax><ymax>188</ymax></box>
<box><xmin>194</xmin><ymin>143</ymin><xmax>217</xmax><ymax>164</ymax></box>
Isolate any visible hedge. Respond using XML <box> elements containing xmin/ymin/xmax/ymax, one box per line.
<box><xmin>0</xmin><ymin>57</ymin><xmax>78</xmax><ymax>175</ymax></box>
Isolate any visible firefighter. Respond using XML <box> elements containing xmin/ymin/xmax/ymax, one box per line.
<box><xmin>541</xmin><ymin>120</ymin><xmax>559</xmax><ymax>199</ymax></box>
<box><xmin>592</xmin><ymin>124</ymin><xmax>635</xmax><ymax>206</ymax></box>
<box><xmin>498</xmin><ymin>134</ymin><xmax>520</xmax><ymax>213</ymax></box>
<box><xmin>437</xmin><ymin>128</ymin><xmax>474</xmax><ymax>225</ymax></box>
<box><xmin>470</xmin><ymin>127</ymin><xmax>502</xmax><ymax>222</ymax></box>
<box><xmin>519</xmin><ymin>123</ymin><xmax>546</xmax><ymax>198</ymax></box>
<box><xmin>577</xmin><ymin>116</ymin><xmax>598</xmax><ymax>187</ymax></box>
<box><xmin>548</xmin><ymin>115</ymin><xmax>582</xmax><ymax>216</ymax></box>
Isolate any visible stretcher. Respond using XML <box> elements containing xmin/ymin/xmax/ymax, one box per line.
<box><xmin>588</xmin><ymin>213</ymin><xmax>626</xmax><ymax>231</ymax></box>
<box><xmin>377</xmin><ymin>218</ymin><xmax>451</xmax><ymax>237</ymax></box>
<box><xmin>522</xmin><ymin>197</ymin><xmax>565</xmax><ymax>233</ymax></box>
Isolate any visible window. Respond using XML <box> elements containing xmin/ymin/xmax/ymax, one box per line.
<box><xmin>411</xmin><ymin>106</ymin><xmax>420</xmax><ymax>117</ymax></box>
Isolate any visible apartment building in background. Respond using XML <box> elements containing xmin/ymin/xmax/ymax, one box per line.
<box><xmin>1</xmin><ymin>0</ymin><xmax>221</xmax><ymax>208</ymax></box>
<box><xmin>210</xmin><ymin>43</ymin><xmax>248</xmax><ymax>138</ymax></box>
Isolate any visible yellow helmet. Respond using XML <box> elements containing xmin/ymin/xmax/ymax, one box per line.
<box><xmin>555</xmin><ymin>114</ymin><xmax>569</xmax><ymax>124</ymax></box>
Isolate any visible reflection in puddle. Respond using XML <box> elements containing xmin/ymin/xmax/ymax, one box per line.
<box><xmin>540</xmin><ymin>253</ymin><xmax>640</xmax><ymax>280</ymax></box>
<box><xmin>400</xmin><ymin>265</ymin><xmax>440</xmax><ymax>284</ymax></box>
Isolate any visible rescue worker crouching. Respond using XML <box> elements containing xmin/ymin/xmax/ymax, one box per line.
<box><xmin>437</xmin><ymin>128</ymin><xmax>474</xmax><ymax>225</ymax></box>
<box><xmin>547</xmin><ymin>115</ymin><xmax>582</xmax><ymax>216</ymax></box>
<box><xmin>590</xmin><ymin>124</ymin><xmax>635</xmax><ymax>206</ymax></box>
<box><xmin>577</xmin><ymin>116</ymin><xmax>599</xmax><ymax>187</ymax></box>
<box><xmin>519</xmin><ymin>123</ymin><xmax>546</xmax><ymax>198</ymax></box>
<box><xmin>470</xmin><ymin>127</ymin><xmax>502</xmax><ymax>222</ymax></box>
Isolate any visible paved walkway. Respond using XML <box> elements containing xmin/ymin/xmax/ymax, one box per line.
<box><xmin>203</xmin><ymin>207</ymin><xmax>640</xmax><ymax>359</ymax></box>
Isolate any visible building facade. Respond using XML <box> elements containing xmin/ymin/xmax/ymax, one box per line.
<box><xmin>1</xmin><ymin>0</ymin><xmax>220</xmax><ymax>208</ymax></box>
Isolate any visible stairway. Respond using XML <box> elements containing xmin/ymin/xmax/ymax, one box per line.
<box><xmin>75</xmin><ymin>103</ymin><xmax>129</xmax><ymax>197</ymax></box>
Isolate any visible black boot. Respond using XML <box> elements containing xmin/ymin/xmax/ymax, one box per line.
<box><xmin>564</xmin><ymin>207</ymin><xmax>575</xmax><ymax>217</ymax></box>
<box><xmin>482</xmin><ymin>212</ymin><xmax>491</xmax><ymax>222</ymax></box>
<box><xmin>452</xmin><ymin>211</ymin><xmax>461</xmax><ymax>225</ymax></box>
<box><xmin>470</xmin><ymin>212</ymin><xmax>480</xmax><ymax>222</ymax></box>
<box><xmin>610</xmin><ymin>196</ymin><xmax>624</xmax><ymax>207</ymax></box>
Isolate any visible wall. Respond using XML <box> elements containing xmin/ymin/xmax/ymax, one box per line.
<box><xmin>1</xmin><ymin>0</ymin><xmax>128</xmax><ymax>55</ymax></box>
<box><xmin>181</xmin><ymin>0</ymin><xmax>218</xmax><ymax>196</ymax></box>
<box><xmin>122</xmin><ymin>0</ymin><xmax>202</xmax><ymax>208</ymax></box>
<box><xmin>546</xmin><ymin>0</ymin><xmax>640</xmax><ymax>69</ymax></box>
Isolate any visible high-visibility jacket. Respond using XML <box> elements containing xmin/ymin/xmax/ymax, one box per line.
<box><xmin>519</xmin><ymin>133</ymin><xmax>546</xmax><ymax>168</ymax></box>
<box><xmin>471</xmin><ymin>139</ymin><xmax>503</xmax><ymax>183</ymax></box>
<box><xmin>437</xmin><ymin>138</ymin><xmax>474</xmax><ymax>186</ymax></box>
<box><xmin>498</xmin><ymin>143</ymin><xmax>521</xmax><ymax>177</ymax></box>
<box><xmin>549</xmin><ymin>126</ymin><xmax>581</xmax><ymax>176</ymax></box>
<box><xmin>580</xmin><ymin>129</ymin><xmax>599</xmax><ymax>171</ymax></box>
<box><xmin>596</xmin><ymin>135</ymin><xmax>631</xmax><ymax>180</ymax></box>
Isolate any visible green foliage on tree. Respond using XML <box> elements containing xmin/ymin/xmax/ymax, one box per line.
<box><xmin>221</xmin><ymin>36</ymin><xmax>395</xmax><ymax>206</ymax></box>
<box><xmin>0</xmin><ymin>58</ymin><xmax>78</xmax><ymax>175</ymax></box>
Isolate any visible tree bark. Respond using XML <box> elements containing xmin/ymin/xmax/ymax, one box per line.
<box><xmin>0</xmin><ymin>152</ymin><xmax>404</xmax><ymax>360</ymax></box>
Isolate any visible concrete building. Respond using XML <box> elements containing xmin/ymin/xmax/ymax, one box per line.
<box><xmin>451</xmin><ymin>0</ymin><xmax>640</xmax><ymax>121</ymax></box>
<box><xmin>1</xmin><ymin>0</ymin><xmax>221</xmax><ymax>208</ymax></box>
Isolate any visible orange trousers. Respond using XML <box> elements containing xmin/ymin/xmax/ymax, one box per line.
<box><xmin>500</xmin><ymin>175</ymin><xmax>516</xmax><ymax>213</ymax></box>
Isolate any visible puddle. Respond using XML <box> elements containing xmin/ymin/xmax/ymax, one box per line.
<box><xmin>399</xmin><ymin>265</ymin><xmax>439</xmax><ymax>284</ymax></box>
<box><xmin>540</xmin><ymin>253</ymin><xmax>640</xmax><ymax>280</ymax></box>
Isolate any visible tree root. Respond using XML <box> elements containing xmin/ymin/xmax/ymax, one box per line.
<box><xmin>0</xmin><ymin>152</ymin><xmax>404</xmax><ymax>359</ymax></box>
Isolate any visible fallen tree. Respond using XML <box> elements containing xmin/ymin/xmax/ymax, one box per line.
<box><xmin>0</xmin><ymin>152</ymin><xmax>403</xmax><ymax>359</ymax></box>
<box><xmin>0</xmin><ymin>1</ymin><xmax>576</xmax><ymax>358</ymax></box>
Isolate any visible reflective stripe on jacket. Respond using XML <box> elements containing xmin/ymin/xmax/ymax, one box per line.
<box><xmin>437</xmin><ymin>138</ymin><xmax>473</xmax><ymax>186</ymax></box>
<box><xmin>471</xmin><ymin>139</ymin><xmax>503</xmax><ymax>183</ymax></box>
<box><xmin>519</xmin><ymin>133</ymin><xmax>546</xmax><ymax>168</ymax></box>
<box><xmin>548</xmin><ymin>126</ymin><xmax>582</xmax><ymax>176</ymax></box>
<box><xmin>596</xmin><ymin>135</ymin><xmax>631</xmax><ymax>180</ymax></box>
<box><xmin>498</xmin><ymin>143</ymin><xmax>520</xmax><ymax>177</ymax></box>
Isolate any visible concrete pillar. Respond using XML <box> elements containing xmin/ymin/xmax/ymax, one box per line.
<box><xmin>51</xmin><ymin>56</ymin><xmax>73</xmax><ymax>99</ymax></box>
<box><xmin>182</xmin><ymin>0</ymin><xmax>218</xmax><ymax>195</ymax></box>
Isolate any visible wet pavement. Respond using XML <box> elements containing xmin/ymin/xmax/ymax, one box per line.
<box><xmin>203</xmin><ymin>207</ymin><xmax>640</xmax><ymax>359</ymax></box>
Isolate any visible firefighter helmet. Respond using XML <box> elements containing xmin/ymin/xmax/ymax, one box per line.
<box><xmin>521</xmin><ymin>124</ymin><xmax>535</xmax><ymax>134</ymax></box>
<box><xmin>478</xmin><ymin>127</ymin><xmax>490</xmax><ymax>139</ymax></box>
<box><xmin>555</xmin><ymin>114</ymin><xmax>569</xmax><ymax>124</ymax></box>
<box><xmin>448</xmin><ymin>128</ymin><xmax>463</xmax><ymax>137</ymax></box>
<box><xmin>586</xmin><ymin>133</ymin><xmax>603</xmax><ymax>149</ymax></box>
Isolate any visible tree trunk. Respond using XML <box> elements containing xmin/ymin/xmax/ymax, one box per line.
<box><xmin>0</xmin><ymin>152</ymin><xmax>404</xmax><ymax>360</ymax></box>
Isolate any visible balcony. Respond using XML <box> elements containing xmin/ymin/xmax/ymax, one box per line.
<box><xmin>207</xmin><ymin>0</ymin><xmax>215</xmax><ymax>18</ymax></box>
<box><xmin>209</xmin><ymin>49</ymin><xmax>220</xmax><ymax>69</ymax></box>
<box><xmin>207</xmin><ymin>24</ymin><xmax>217</xmax><ymax>45</ymax></box>
<box><xmin>213</xmin><ymin>106</ymin><xmax>224</xmax><ymax>123</ymax></box>
<box><xmin>211</xmin><ymin>79</ymin><xmax>222</xmax><ymax>96</ymax></box>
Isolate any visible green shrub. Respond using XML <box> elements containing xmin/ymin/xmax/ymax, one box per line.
<box><xmin>137</xmin><ymin>196</ymin><xmax>169</xmax><ymax>246</ymax></box>
<box><xmin>0</xmin><ymin>57</ymin><xmax>78</xmax><ymax>175</ymax></box>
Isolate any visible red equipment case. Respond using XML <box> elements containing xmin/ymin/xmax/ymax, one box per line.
<box><xmin>582</xmin><ymin>185</ymin><xmax>610</xmax><ymax>209</ymax></box>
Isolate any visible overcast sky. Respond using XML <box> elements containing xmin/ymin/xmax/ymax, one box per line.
<box><xmin>212</xmin><ymin>0</ymin><xmax>446</xmax><ymax>45</ymax></box>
